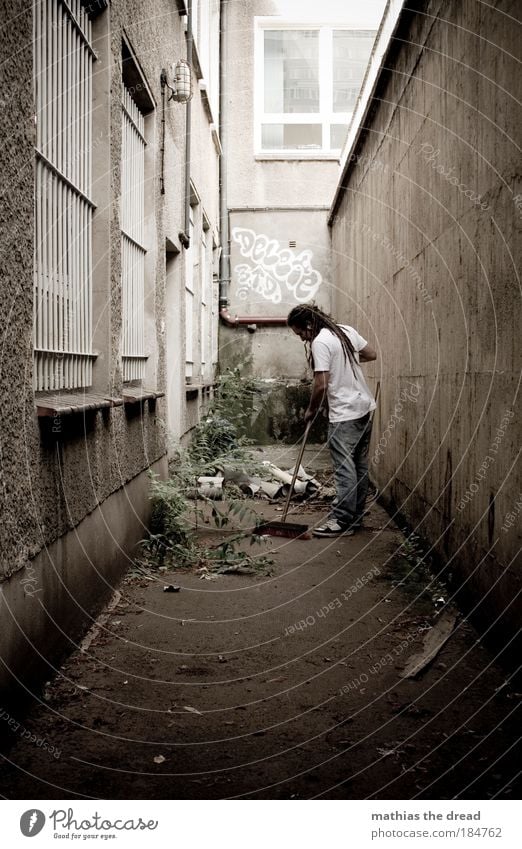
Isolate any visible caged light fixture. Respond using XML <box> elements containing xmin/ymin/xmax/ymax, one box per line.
<box><xmin>160</xmin><ymin>60</ymin><xmax>193</xmax><ymax>103</ymax></box>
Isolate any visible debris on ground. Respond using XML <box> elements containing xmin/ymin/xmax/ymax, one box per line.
<box><xmin>401</xmin><ymin>612</ymin><xmax>458</xmax><ymax>678</ymax></box>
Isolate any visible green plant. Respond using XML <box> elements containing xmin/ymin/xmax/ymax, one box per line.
<box><xmin>139</xmin><ymin>368</ymin><xmax>272</xmax><ymax>574</ymax></box>
<box><xmin>211</xmin><ymin>366</ymin><xmax>258</xmax><ymax>427</ymax></box>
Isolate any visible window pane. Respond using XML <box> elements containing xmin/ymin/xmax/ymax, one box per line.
<box><xmin>333</xmin><ymin>30</ymin><xmax>375</xmax><ymax>113</ymax></box>
<box><xmin>264</xmin><ymin>30</ymin><xmax>319</xmax><ymax>113</ymax></box>
<box><xmin>262</xmin><ymin>124</ymin><xmax>322</xmax><ymax>150</ymax></box>
<box><xmin>331</xmin><ymin>123</ymin><xmax>349</xmax><ymax>150</ymax></box>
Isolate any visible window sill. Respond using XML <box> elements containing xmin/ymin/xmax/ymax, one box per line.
<box><xmin>254</xmin><ymin>153</ymin><xmax>340</xmax><ymax>161</ymax></box>
<box><xmin>36</xmin><ymin>392</ymin><xmax>122</xmax><ymax>417</ymax></box>
<box><xmin>185</xmin><ymin>382</ymin><xmax>213</xmax><ymax>399</ymax></box>
<box><xmin>122</xmin><ymin>387</ymin><xmax>165</xmax><ymax>405</ymax></box>
<box><xmin>36</xmin><ymin>389</ymin><xmax>164</xmax><ymax>416</ymax></box>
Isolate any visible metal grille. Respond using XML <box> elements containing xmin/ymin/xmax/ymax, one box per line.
<box><xmin>121</xmin><ymin>86</ymin><xmax>147</xmax><ymax>381</ymax></box>
<box><xmin>200</xmin><ymin>229</ymin><xmax>207</xmax><ymax>367</ymax></box>
<box><xmin>185</xmin><ymin>206</ymin><xmax>195</xmax><ymax>379</ymax></box>
<box><xmin>34</xmin><ymin>0</ymin><xmax>95</xmax><ymax>391</ymax></box>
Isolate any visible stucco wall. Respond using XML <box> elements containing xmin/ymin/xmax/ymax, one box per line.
<box><xmin>0</xmin><ymin>1</ymin><xmax>177</xmax><ymax>583</ymax></box>
<box><xmin>0</xmin><ymin>0</ymin><xmax>220</xmax><ymax>698</ymax></box>
<box><xmin>223</xmin><ymin>0</ymin><xmax>385</xmax><ymax>209</ymax></box>
<box><xmin>330</xmin><ymin>0</ymin><xmax>521</xmax><ymax>641</ymax></box>
<box><xmin>219</xmin><ymin>0</ymin><xmax>384</xmax><ymax>422</ymax></box>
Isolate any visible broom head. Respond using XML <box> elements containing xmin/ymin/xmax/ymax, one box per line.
<box><xmin>254</xmin><ymin>521</ymin><xmax>311</xmax><ymax>539</ymax></box>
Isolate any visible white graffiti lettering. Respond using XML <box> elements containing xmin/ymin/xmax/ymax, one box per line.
<box><xmin>232</xmin><ymin>227</ymin><xmax>323</xmax><ymax>304</ymax></box>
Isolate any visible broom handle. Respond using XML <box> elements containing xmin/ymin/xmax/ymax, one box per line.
<box><xmin>282</xmin><ymin>421</ymin><xmax>312</xmax><ymax>524</ymax></box>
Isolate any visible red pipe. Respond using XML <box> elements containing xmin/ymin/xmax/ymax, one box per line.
<box><xmin>219</xmin><ymin>306</ymin><xmax>287</xmax><ymax>328</ymax></box>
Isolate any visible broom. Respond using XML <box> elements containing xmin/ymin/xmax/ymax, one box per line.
<box><xmin>255</xmin><ymin>422</ymin><xmax>312</xmax><ymax>539</ymax></box>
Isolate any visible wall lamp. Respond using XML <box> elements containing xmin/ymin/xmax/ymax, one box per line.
<box><xmin>160</xmin><ymin>60</ymin><xmax>193</xmax><ymax>103</ymax></box>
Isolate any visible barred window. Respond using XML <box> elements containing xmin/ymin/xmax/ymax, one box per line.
<box><xmin>121</xmin><ymin>84</ymin><xmax>147</xmax><ymax>381</ymax></box>
<box><xmin>34</xmin><ymin>0</ymin><xmax>96</xmax><ymax>390</ymax></box>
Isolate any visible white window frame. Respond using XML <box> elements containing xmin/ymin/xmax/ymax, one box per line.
<box><xmin>254</xmin><ymin>18</ymin><xmax>375</xmax><ymax>159</ymax></box>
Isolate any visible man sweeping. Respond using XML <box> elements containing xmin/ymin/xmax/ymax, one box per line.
<box><xmin>287</xmin><ymin>303</ymin><xmax>377</xmax><ymax>537</ymax></box>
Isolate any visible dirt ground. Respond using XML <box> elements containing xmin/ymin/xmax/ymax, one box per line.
<box><xmin>0</xmin><ymin>446</ymin><xmax>520</xmax><ymax>800</ymax></box>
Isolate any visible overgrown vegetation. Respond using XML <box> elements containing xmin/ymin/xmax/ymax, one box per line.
<box><xmin>390</xmin><ymin>530</ymin><xmax>448</xmax><ymax>613</ymax></box>
<box><xmin>138</xmin><ymin>368</ymin><xmax>273</xmax><ymax>575</ymax></box>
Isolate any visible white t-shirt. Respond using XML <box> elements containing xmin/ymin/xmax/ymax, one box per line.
<box><xmin>311</xmin><ymin>325</ymin><xmax>376</xmax><ymax>422</ymax></box>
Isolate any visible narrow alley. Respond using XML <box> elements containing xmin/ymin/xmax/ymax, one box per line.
<box><xmin>0</xmin><ymin>0</ymin><xmax>520</xmax><ymax>831</ymax></box>
<box><xmin>0</xmin><ymin>448</ymin><xmax>519</xmax><ymax>800</ymax></box>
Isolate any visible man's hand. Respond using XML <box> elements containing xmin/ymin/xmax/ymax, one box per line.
<box><xmin>305</xmin><ymin>371</ymin><xmax>329</xmax><ymax>422</ymax></box>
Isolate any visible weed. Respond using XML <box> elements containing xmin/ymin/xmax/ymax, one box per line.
<box><xmin>139</xmin><ymin>368</ymin><xmax>272</xmax><ymax>574</ymax></box>
<box><xmin>390</xmin><ymin>531</ymin><xmax>447</xmax><ymax>612</ymax></box>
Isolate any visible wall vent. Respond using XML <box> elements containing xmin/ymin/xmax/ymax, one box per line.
<box><xmin>289</xmin><ymin>240</ymin><xmax>297</xmax><ymax>248</ymax></box>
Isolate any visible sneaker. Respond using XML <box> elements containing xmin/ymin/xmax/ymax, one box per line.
<box><xmin>312</xmin><ymin>519</ymin><xmax>355</xmax><ymax>538</ymax></box>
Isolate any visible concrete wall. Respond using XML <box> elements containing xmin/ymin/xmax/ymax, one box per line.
<box><xmin>219</xmin><ymin>0</ymin><xmax>385</xmax><ymax>436</ymax></box>
<box><xmin>329</xmin><ymin>0</ymin><xmax>521</xmax><ymax>644</ymax></box>
<box><xmin>0</xmin><ymin>457</ymin><xmax>167</xmax><ymax>700</ymax></box>
<box><xmin>0</xmin><ymin>0</ymin><xmax>220</xmax><ymax>701</ymax></box>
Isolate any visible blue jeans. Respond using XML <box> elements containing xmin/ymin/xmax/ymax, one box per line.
<box><xmin>327</xmin><ymin>414</ymin><xmax>372</xmax><ymax>529</ymax></box>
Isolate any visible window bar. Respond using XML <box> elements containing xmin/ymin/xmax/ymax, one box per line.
<box><xmin>57</xmin><ymin>175</ymin><xmax>63</xmax><ymax>388</ymax></box>
<box><xmin>121</xmin><ymin>85</ymin><xmax>146</xmax><ymax>382</ymax></box>
<box><xmin>80</xmin><ymin>27</ymin><xmax>86</xmax><ymax>374</ymax></box>
<box><xmin>42</xmin><ymin>166</ymin><xmax>49</xmax><ymax>390</ymax></box>
<box><xmin>51</xmin><ymin>0</ymin><xmax>57</xmax><ymax>170</ymax></box>
<box><xmin>43</xmin><ymin>0</ymin><xmax>49</xmax><ymax>160</ymax></box>
<box><xmin>62</xmin><ymin>183</ymin><xmax>68</xmax><ymax>386</ymax></box>
<box><xmin>87</xmin><ymin>47</ymin><xmax>92</xmax><ymax>377</ymax></box>
<box><xmin>35</xmin><ymin>160</ymin><xmax>42</xmax><ymax>389</ymax></box>
<box><xmin>50</xmin><ymin>177</ymin><xmax>56</xmax><ymax>391</ymax></box>
<box><xmin>74</xmin><ymin>192</ymin><xmax>78</xmax><ymax>390</ymax></box>
<box><xmin>56</xmin><ymin>2</ymin><xmax>62</xmax><ymax>175</ymax></box>
<box><xmin>136</xmin><ymin>117</ymin><xmax>140</xmax><ymax>362</ymax></box>
<box><xmin>65</xmin><ymin>5</ymin><xmax>70</xmax><ymax>387</ymax></box>
<box><xmin>50</xmin><ymin>3</ymin><xmax>57</xmax><ymax>383</ymax></box>
<box><xmin>34</xmin><ymin>2</ymin><xmax>40</xmax><ymax>386</ymax></box>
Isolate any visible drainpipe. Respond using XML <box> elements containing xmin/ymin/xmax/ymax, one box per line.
<box><xmin>219</xmin><ymin>0</ymin><xmax>229</xmax><ymax>308</ymax></box>
<box><xmin>219</xmin><ymin>307</ymin><xmax>287</xmax><ymax>329</ymax></box>
<box><xmin>218</xmin><ymin>0</ymin><xmax>286</xmax><ymax>331</ymax></box>
<box><xmin>179</xmin><ymin>0</ymin><xmax>192</xmax><ymax>248</ymax></box>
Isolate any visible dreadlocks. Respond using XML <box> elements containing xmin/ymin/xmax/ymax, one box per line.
<box><xmin>287</xmin><ymin>303</ymin><xmax>357</xmax><ymax>373</ymax></box>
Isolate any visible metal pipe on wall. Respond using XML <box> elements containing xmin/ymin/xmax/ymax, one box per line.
<box><xmin>218</xmin><ymin>0</ymin><xmax>229</xmax><ymax>309</ymax></box>
<box><xmin>219</xmin><ymin>307</ymin><xmax>287</xmax><ymax>328</ymax></box>
<box><xmin>182</xmin><ymin>0</ymin><xmax>193</xmax><ymax>247</ymax></box>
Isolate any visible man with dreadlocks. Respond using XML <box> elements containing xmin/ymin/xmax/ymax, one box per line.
<box><xmin>287</xmin><ymin>303</ymin><xmax>377</xmax><ymax>537</ymax></box>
